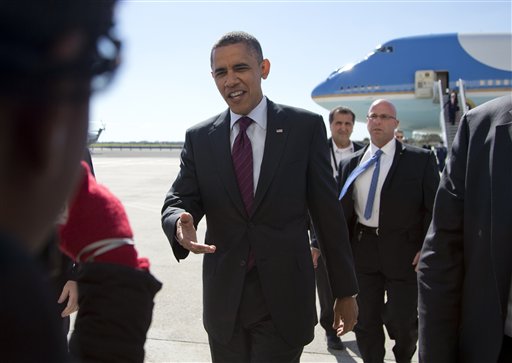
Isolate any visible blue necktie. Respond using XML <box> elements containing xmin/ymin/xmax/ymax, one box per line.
<box><xmin>339</xmin><ymin>149</ymin><xmax>384</xmax><ymax>219</ymax></box>
<box><xmin>364</xmin><ymin>150</ymin><xmax>383</xmax><ymax>219</ymax></box>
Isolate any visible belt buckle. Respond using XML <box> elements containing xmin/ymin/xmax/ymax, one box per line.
<box><xmin>375</xmin><ymin>228</ymin><xmax>379</xmax><ymax>236</ymax></box>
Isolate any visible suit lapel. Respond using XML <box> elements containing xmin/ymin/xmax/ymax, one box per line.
<box><xmin>382</xmin><ymin>139</ymin><xmax>405</xmax><ymax>190</ymax></box>
<box><xmin>208</xmin><ymin>111</ymin><xmax>247</xmax><ymax>217</ymax></box>
<box><xmin>490</xmin><ymin>109</ymin><xmax>512</xmax><ymax>314</ymax></box>
<box><xmin>341</xmin><ymin>147</ymin><xmax>366</xmax><ymax>197</ymax></box>
<box><xmin>252</xmin><ymin>101</ymin><xmax>289</xmax><ymax>213</ymax></box>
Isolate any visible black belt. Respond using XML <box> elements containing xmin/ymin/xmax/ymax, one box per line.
<box><xmin>357</xmin><ymin>223</ymin><xmax>379</xmax><ymax>236</ymax></box>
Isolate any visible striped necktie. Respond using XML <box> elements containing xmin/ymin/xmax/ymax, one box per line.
<box><xmin>232</xmin><ymin>117</ymin><xmax>254</xmax><ymax>215</ymax></box>
<box><xmin>232</xmin><ymin>116</ymin><xmax>255</xmax><ymax>270</ymax></box>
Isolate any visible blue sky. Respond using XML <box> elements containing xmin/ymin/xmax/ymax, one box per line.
<box><xmin>90</xmin><ymin>0</ymin><xmax>512</xmax><ymax>142</ymax></box>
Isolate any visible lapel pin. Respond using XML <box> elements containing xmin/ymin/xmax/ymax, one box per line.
<box><xmin>276</xmin><ymin>129</ymin><xmax>283</xmax><ymax>133</ymax></box>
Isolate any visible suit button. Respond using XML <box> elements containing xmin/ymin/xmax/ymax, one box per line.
<box><xmin>240</xmin><ymin>260</ymin><xmax>246</xmax><ymax>267</ymax></box>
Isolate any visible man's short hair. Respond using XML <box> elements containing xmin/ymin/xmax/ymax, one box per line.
<box><xmin>329</xmin><ymin>106</ymin><xmax>356</xmax><ymax>124</ymax></box>
<box><xmin>210</xmin><ymin>31</ymin><xmax>263</xmax><ymax>66</ymax></box>
<box><xmin>0</xmin><ymin>0</ymin><xmax>119</xmax><ymax>90</ymax></box>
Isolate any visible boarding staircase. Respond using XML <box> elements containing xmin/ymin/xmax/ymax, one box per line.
<box><xmin>435</xmin><ymin>79</ymin><xmax>467</xmax><ymax>153</ymax></box>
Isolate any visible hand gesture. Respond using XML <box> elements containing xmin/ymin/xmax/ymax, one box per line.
<box><xmin>176</xmin><ymin>212</ymin><xmax>216</xmax><ymax>254</ymax></box>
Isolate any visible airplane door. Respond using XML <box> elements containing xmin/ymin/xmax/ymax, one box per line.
<box><xmin>415</xmin><ymin>70</ymin><xmax>435</xmax><ymax>98</ymax></box>
<box><xmin>435</xmin><ymin>71</ymin><xmax>449</xmax><ymax>94</ymax></box>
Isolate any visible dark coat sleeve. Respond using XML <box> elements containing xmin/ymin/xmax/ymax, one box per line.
<box><xmin>161</xmin><ymin>129</ymin><xmax>205</xmax><ymax>261</ymax></box>
<box><xmin>417</xmin><ymin>117</ymin><xmax>468</xmax><ymax>362</ymax></box>
<box><xmin>306</xmin><ymin>117</ymin><xmax>358</xmax><ymax>298</ymax></box>
<box><xmin>69</xmin><ymin>263</ymin><xmax>162</xmax><ymax>363</ymax></box>
<box><xmin>421</xmin><ymin>150</ymin><xmax>441</xmax><ymax>238</ymax></box>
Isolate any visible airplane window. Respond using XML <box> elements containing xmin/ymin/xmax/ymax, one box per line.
<box><xmin>504</xmin><ymin>79</ymin><xmax>510</xmax><ymax>85</ymax></box>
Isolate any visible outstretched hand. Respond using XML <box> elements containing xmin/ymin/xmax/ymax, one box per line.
<box><xmin>176</xmin><ymin>212</ymin><xmax>216</xmax><ymax>254</ymax></box>
<box><xmin>333</xmin><ymin>296</ymin><xmax>358</xmax><ymax>336</ymax></box>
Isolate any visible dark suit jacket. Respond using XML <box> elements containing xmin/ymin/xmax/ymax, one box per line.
<box><xmin>327</xmin><ymin>137</ymin><xmax>363</xmax><ymax>174</ymax></box>
<box><xmin>337</xmin><ymin>139</ymin><xmax>439</xmax><ymax>278</ymax></box>
<box><xmin>161</xmin><ymin>99</ymin><xmax>358</xmax><ymax>347</ymax></box>
<box><xmin>418</xmin><ymin>94</ymin><xmax>512</xmax><ymax>362</ymax></box>
<box><xmin>327</xmin><ymin>137</ymin><xmax>364</xmax><ymax>152</ymax></box>
<box><xmin>310</xmin><ymin>138</ymin><xmax>364</xmax><ymax>249</ymax></box>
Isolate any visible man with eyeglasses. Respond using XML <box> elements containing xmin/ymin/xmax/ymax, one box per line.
<box><xmin>337</xmin><ymin>99</ymin><xmax>439</xmax><ymax>363</ymax></box>
<box><xmin>0</xmin><ymin>2</ymin><xmax>160</xmax><ymax>361</ymax></box>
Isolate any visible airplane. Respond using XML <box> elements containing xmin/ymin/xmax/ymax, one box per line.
<box><xmin>88</xmin><ymin>122</ymin><xmax>105</xmax><ymax>145</ymax></box>
<box><xmin>311</xmin><ymin>33</ymin><xmax>512</xmax><ymax>139</ymax></box>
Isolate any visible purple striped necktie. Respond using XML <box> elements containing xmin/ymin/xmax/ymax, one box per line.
<box><xmin>232</xmin><ymin>116</ymin><xmax>255</xmax><ymax>270</ymax></box>
<box><xmin>232</xmin><ymin>116</ymin><xmax>254</xmax><ymax>215</ymax></box>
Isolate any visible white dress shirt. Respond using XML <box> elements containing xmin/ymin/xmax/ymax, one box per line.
<box><xmin>353</xmin><ymin>139</ymin><xmax>396</xmax><ymax>227</ymax></box>
<box><xmin>330</xmin><ymin>140</ymin><xmax>355</xmax><ymax>178</ymax></box>
<box><xmin>230</xmin><ymin>96</ymin><xmax>267</xmax><ymax>194</ymax></box>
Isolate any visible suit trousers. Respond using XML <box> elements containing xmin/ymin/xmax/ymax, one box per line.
<box><xmin>208</xmin><ymin>268</ymin><xmax>303</xmax><ymax>363</ymax></box>
<box><xmin>315</xmin><ymin>254</ymin><xmax>337</xmax><ymax>338</ymax></box>
<box><xmin>352</xmin><ymin>227</ymin><xmax>418</xmax><ymax>363</ymax></box>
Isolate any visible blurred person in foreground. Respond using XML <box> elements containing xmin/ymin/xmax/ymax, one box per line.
<box><xmin>418</xmin><ymin>94</ymin><xmax>512</xmax><ymax>363</ymax></box>
<box><xmin>0</xmin><ymin>1</ymin><xmax>160</xmax><ymax>362</ymax></box>
<box><xmin>162</xmin><ymin>31</ymin><xmax>358</xmax><ymax>362</ymax></box>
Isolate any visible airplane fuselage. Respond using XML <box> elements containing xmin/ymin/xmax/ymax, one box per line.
<box><xmin>312</xmin><ymin>33</ymin><xmax>512</xmax><ymax>133</ymax></box>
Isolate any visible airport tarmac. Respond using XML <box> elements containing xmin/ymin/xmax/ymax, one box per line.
<box><xmin>89</xmin><ymin>148</ymin><xmax>418</xmax><ymax>363</ymax></box>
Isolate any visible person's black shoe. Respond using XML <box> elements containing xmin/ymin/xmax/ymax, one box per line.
<box><xmin>326</xmin><ymin>335</ymin><xmax>345</xmax><ymax>350</ymax></box>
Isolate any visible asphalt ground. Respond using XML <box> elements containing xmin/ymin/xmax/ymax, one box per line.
<box><xmin>87</xmin><ymin>148</ymin><xmax>418</xmax><ymax>363</ymax></box>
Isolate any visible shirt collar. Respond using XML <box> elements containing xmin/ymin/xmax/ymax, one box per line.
<box><xmin>230</xmin><ymin>96</ymin><xmax>268</xmax><ymax>131</ymax></box>
<box><xmin>332</xmin><ymin>139</ymin><xmax>353</xmax><ymax>153</ymax></box>
<box><xmin>369</xmin><ymin>138</ymin><xmax>396</xmax><ymax>156</ymax></box>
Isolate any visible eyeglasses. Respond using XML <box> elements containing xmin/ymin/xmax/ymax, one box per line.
<box><xmin>0</xmin><ymin>33</ymin><xmax>121</xmax><ymax>98</ymax></box>
<box><xmin>367</xmin><ymin>113</ymin><xmax>397</xmax><ymax>121</ymax></box>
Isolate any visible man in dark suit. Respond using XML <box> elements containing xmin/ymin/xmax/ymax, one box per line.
<box><xmin>337</xmin><ymin>99</ymin><xmax>439</xmax><ymax>363</ymax></box>
<box><xmin>418</xmin><ymin>94</ymin><xmax>512</xmax><ymax>363</ymax></box>
<box><xmin>161</xmin><ymin>31</ymin><xmax>358</xmax><ymax>362</ymax></box>
<box><xmin>311</xmin><ymin>106</ymin><xmax>363</xmax><ymax>350</ymax></box>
